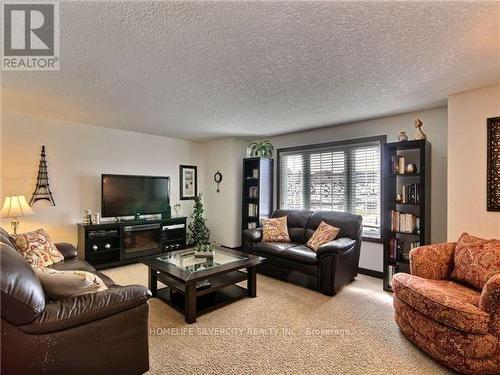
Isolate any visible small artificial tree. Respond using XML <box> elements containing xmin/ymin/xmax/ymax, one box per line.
<box><xmin>187</xmin><ymin>193</ymin><xmax>210</xmax><ymax>248</ymax></box>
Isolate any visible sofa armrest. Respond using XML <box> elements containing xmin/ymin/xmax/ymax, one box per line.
<box><xmin>242</xmin><ymin>228</ymin><xmax>263</xmax><ymax>244</ymax></box>
<box><xmin>316</xmin><ymin>238</ymin><xmax>356</xmax><ymax>257</ymax></box>
<box><xmin>479</xmin><ymin>274</ymin><xmax>500</xmax><ymax>333</ymax></box>
<box><xmin>55</xmin><ymin>242</ymin><xmax>78</xmax><ymax>259</ymax></box>
<box><xmin>19</xmin><ymin>285</ymin><xmax>151</xmax><ymax>334</ymax></box>
<box><xmin>409</xmin><ymin>242</ymin><xmax>456</xmax><ymax>280</ymax></box>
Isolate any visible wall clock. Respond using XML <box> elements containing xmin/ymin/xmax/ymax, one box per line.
<box><xmin>214</xmin><ymin>171</ymin><xmax>223</xmax><ymax>193</ymax></box>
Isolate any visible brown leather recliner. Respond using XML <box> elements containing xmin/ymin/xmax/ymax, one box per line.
<box><xmin>0</xmin><ymin>227</ymin><xmax>152</xmax><ymax>375</ymax></box>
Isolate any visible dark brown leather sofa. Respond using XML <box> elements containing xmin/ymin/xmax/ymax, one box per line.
<box><xmin>242</xmin><ymin>209</ymin><xmax>363</xmax><ymax>295</ymax></box>
<box><xmin>0</xmin><ymin>227</ymin><xmax>151</xmax><ymax>375</ymax></box>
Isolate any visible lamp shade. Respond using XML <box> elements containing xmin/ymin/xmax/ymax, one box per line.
<box><xmin>1</xmin><ymin>196</ymin><xmax>34</xmax><ymax>218</ymax></box>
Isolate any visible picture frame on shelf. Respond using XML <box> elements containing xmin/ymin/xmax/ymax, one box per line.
<box><xmin>179</xmin><ymin>165</ymin><xmax>197</xmax><ymax>200</ymax></box>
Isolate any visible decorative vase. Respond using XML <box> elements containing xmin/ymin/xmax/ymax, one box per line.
<box><xmin>405</xmin><ymin>163</ymin><xmax>417</xmax><ymax>174</ymax></box>
<box><xmin>397</xmin><ymin>131</ymin><xmax>408</xmax><ymax>142</ymax></box>
<box><xmin>92</xmin><ymin>213</ymin><xmax>101</xmax><ymax>225</ymax></box>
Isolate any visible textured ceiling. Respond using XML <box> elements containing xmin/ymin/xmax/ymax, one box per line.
<box><xmin>2</xmin><ymin>1</ymin><xmax>499</xmax><ymax>141</ymax></box>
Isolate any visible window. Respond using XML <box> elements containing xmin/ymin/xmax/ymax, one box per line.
<box><xmin>278</xmin><ymin>137</ymin><xmax>383</xmax><ymax>239</ymax></box>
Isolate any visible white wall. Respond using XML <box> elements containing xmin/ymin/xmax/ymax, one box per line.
<box><xmin>0</xmin><ymin>112</ymin><xmax>205</xmax><ymax>243</ymax></box>
<box><xmin>1</xmin><ymin>107</ymin><xmax>450</xmax><ymax>274</ymax></box>
<box><xmin>202</xmin><ymin>138</ymin><xmax>247</xmax><ymax>248</ymax></box>
<box><xmin>253</xmin><ymin>107</ymin><xmax>448</xmax><ymax>272</ymax></box>
<box><xmin>448</xmin><ymin>84</ymin><xmax>500</xmax><ymax>240</ymax></box>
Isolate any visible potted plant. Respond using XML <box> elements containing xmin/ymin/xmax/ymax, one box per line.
<box><xmin>187</xmin><ymin>193</ymin><xmax>214</xmax><ymax>257</ymax></box>
<box><xmin>248</xmin><ymin>140</ymin><xmax>273</xmax><ymax>158</ymax></box>
<box><xmin>194</xmin><ymin>243</ymin><xmax>214</xmax><ymax>258</ymax></box>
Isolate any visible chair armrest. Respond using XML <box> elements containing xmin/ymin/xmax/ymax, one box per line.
<box><xmin>55</xmin><ymin>242</ymin><xmax>78</xmax><ymax>259</ymax></box>
<box><xmin>19</xmin><ymin>285</ymin><xmax>151</xmax><ymax>334</ymax></box>
<box><xmin>479</xmin><ymin>274</ymin><xmax>500</xmax><ymax>333</ymax></box>
<box><xmin>242</xmin><ymin>228</ymin><xmax>263</xmax><ymax>243</ymax></box>
<box><xmin>316</xmin><ymin>238</ymin><xmax>356</xmax><ymax>257</ymax></box>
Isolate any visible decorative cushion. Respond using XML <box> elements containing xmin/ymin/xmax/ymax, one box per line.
<box><xmin>392</xmin><ymin>273</ymin><xmax>490</xmax><ymax>334</ymax></box>
<box><xmin>451</xmin><ymin>233</ymin><xmax>500</xmax><ymax>290</ymax></box>
<box><xmin>33</xmin><ymin>267</ymin><xmax>108</xmax><ymax>300</ymax></box>
<box><xmin>306</xmin><ymin>221</ymin><xmax>340</xmax><ymax>251</ymax></box>
<box><xmin>409</xmin><ymin>242</ymin><xmax>456</xmax><ymax>280</ymax></box>
<box><xmin>262</xmin><ymin>216</ymin><xmax>290</xmax><ymax>243</ymax></box>
<box><xmin>10</xmin><ymin>229</ymin><xmax>64</xmax><ymax>267</ymax></box>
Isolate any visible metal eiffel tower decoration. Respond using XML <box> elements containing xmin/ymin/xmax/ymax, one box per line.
<box><xmin>30</xmin><ymin>145</ymin><xmax>56</xmax><ymax>206</ymax></box>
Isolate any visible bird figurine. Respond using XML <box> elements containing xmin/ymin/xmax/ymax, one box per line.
<box><xmin>414</xmin><ymin>118</ymin><xmax>427</xmax><ymax>140</ymax></box>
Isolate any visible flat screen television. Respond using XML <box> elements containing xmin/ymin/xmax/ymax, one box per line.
<box><xmin>101</xmin><ymin>174</ymin><xmax>170</xmax><ymax>217</ymax></box>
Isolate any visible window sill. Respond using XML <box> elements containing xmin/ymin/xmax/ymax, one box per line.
<box><xmin>362</xmin><ymin>236</ymin><xmax>383</xmax><ymax>244</ymax></box>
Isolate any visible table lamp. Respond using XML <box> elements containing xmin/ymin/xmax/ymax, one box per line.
<box><xmin>1</xmin><ymin>195</ymin><xmax>34</xmax><ymax>234</ymax></box>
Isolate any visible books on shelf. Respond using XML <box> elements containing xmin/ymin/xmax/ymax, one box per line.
<box><xmin>388</xmin><ymin>238</ymin><xmax>403</xmax><ymax>260</ymax></box>
<box><xmin>387</xmin><ymin>265</ymin><xmax>398</xmax><ymax>287</ymax></box>
<box><xmin>390</xmin><ymin>210</ymin><xmax>420</xmax><ymax>234</ymax></box>
<box><xmin>385</xmin><ymin>141</ymin><xmax>430</xmax><ymax>291</ymax></box>
<box><xmin>399</xmin><ymin>183</ymin><xmax>421</xmax><ymax>204</ymax></box>
<box><xmin>248</xmin><ymin>203</ymin><xmax>258</xmax><ymax>217</ymax></box>
<box><xmin>389</xmin><ymin>239</ymin><xmax>420</xmax><ymax>262</ymax></box>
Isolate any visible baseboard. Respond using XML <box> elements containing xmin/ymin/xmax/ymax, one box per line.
<box><xmin>358</xmin><ymin>267</ymin><xmax>383</xmax><ymax>279</ymax></box>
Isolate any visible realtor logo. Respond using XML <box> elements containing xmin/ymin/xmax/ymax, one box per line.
<box><xmin>2</xmin><ymin>2</ymin><xmax>60</xmax><ymax>70</ymax></box>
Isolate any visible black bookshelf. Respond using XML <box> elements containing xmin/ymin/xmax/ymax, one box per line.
<box><xmin>382</xmin><ymin>140</ymin><xmax>431</xmax><ymax>291</ymax></box>
<box><xmin>242</xmin><ymin>157</ymin><xmax>273</xmax><ymax>231</ymax></box>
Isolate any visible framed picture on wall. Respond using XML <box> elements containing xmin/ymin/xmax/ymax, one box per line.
<box><xmin>487</xmin><ymin>117</ymin><xmax>500</xmax><ymax>211</ymax></box>
<box><xmin>179</xmin><ymin>165</ymin><xmax>197</xmax><ymax>200</ymax></box>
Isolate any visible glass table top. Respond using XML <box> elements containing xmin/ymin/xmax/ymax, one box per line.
<box><xmin>157</xmin><ymin>248</ymin><xmax>248</xmax><ymax>273</ymax></box>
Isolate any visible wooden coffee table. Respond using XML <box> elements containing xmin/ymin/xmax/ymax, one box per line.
<box><xmin>141</xmin><ymin>247</ymin><xmax>264</xmax><ymax>323</ymax></box>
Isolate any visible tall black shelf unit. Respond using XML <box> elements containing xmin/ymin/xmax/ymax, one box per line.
<box><xmin>242</xmin><ymin>157</ymin><xmax>273</xmax><ymax>231</ymax></box>
<box><xmin>382</xmin><ymin>140</ymin><xmax>431</xmax><ymax>291</ymax></box>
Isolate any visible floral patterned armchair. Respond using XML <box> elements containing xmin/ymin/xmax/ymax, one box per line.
<box><xmin>392</xmin><ymin>238</ymin><xmax>499</xmax><ymax>375</ymax></box>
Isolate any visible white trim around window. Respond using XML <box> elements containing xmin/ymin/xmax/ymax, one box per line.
<box><xmin>277</xmin><ymin>135</ymin><xmax>386</xmax><ymax>241</ymax></box>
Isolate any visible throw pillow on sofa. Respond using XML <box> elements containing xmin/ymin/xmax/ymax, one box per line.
<box><xmin>262</xmin><ymin>216</ymin><xmax>290</xmax><ymax>243</ymax></box>
<box><xmin>307</xmin><ymin>221</ymin><xmax>340</xmax><ymax>251</ymax></box>
<box><xmin>451</xmin><ymin>232</ymin><xmax>500</xmax><ymax>290</ymax></box>
<box><xmin>10</xmin><ymin>228</ymin><xmax>64</xmax><ymax>267</ymax></box>
<box><xmin>34</xmin><ymin>267</ymin><xmax>108</xmax><ymax>300</ymax></box>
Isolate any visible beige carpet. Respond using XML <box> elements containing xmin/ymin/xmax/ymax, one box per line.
<box><xmin>103</xmin><ymin>263</ymin><xmax>453</xmax><ymax>375</ymax></box>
